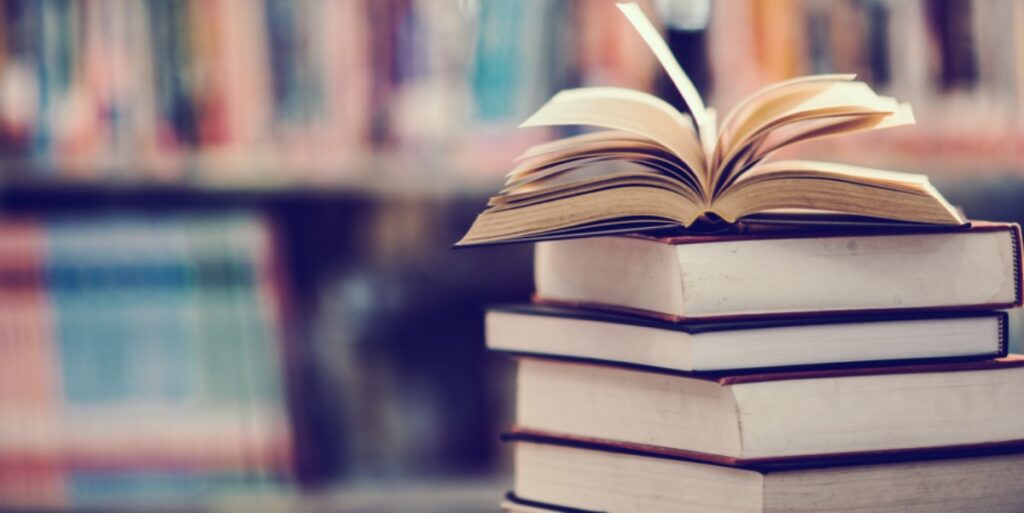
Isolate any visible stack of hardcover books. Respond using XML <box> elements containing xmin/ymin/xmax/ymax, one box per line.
<box><xmin>490</xmin><ymin>223</ymin><xmax>1024</xmax><ymax>513</ymax></box>
<box><xmin>453</xmin><ymin>4</ymin><xmax>1024</xmax><ymax>511</ymax></box>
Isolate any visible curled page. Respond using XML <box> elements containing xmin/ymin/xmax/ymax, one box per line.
<box><xmin>616</xmin><ymin>2</ymin><xmax>714</xmax><ymax>158</ymax></box>
<box><xmin>520</xmin><ymin>87</ymin><xmax>706</xmax><ymax>185</ymax></box>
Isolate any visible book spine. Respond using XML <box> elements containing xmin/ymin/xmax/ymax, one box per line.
<box><xmin>0</xmin><ymin>220</ymin><xmax>63</xmax><ymax>507</ymax></box>
<box><xmin>1011</xmin><ymin>223</ymin><xmax>1023</xmax><ymax>306</ymax></box>
<box><xmin>998</xmin><ymin>311</ymin><xmax>1009</xmax><ymax>357</ymax></box>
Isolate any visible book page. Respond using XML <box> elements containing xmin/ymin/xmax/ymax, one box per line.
<box><xmin>493</xmin><ymin>171</ymin><xmax>700</xmax><ymax>209</ymax></box>
<box><xmin>736</xmin><ymin>160</ymin><xmax>932</xmax><ymax>187</ymax></box>
<box><xmin>514</xmin><ymin>130</ymin><xmax>655</xmax><ymax>162</ymax></box>
<box><xmin>713</xmin><ymin>74</ymin><xmax>856</xmax><ymax>168</ymax></box>
<box><xmin>714</xmin><ymin>82</ymin><xmax>906</xmax><ymax>190</ymax></box>
<box><xmin>617</xmin><ymin>2</ymin><xmax>714</xmax><ymax>155</ymax></box>
<box><xmin>508</xmin><ymin>133</ymin><xmax>703</xmax><ymax>192</ymax></box>
<box><xmin>520</xmin><ymin>87</ymin><xmax>707</xmax><ymax>190</ymax></box>
<box><xmin>720</xmin><ymin>108</ymin><xmax>915</xmax><ymax>190</ymax></box>
<box><xmin>511</xmin><ymin>136</ymin><xmax>680</xmax><ymax>178</ymax></box>
<box><xmin>713</xmin><ymin>160</ymin><xmax>965</xmax><ymax>225</ymax></box>
<box><xmin>743</xmin><ymin>103</ymin><xmax>914</xmax><ymax>167</ymax></box>
<box><xmin>457</xmin><ymin>186</ymin><xmax>704</xmax><ymax>246</ymax></box>
<box><xmin>718</xmin><ymin>82</ymin><xmax>899</xmax><ymax>168</ymax></box>
<box><xmin>506</xmin><ymin>152</ymin><xmax>702</xmax><ymax>194</ymax></box>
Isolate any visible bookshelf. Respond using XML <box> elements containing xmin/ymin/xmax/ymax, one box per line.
<box><xmin>0</xmin><ymin>0</ymin><xmax>562</xmax><ymax>192</ymax></box>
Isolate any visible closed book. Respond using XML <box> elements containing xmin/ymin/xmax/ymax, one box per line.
<box><xmin>515</xmin><ymin>356</ymin><xmax>1024</xmax><ymax>463</ymax></box>
<box><xmin>534</xmin><ymin>222</ymin><xmax>1023</xmax><ymax>320</ymax></box>
<box><xmin>506</xmin><ymin>436</ymin><xmax>1024</xmax><ymax>513</ymax></box>
<box><xmin>487</xmin><ymin>305</ymin><xmax>1008</xmax><ymax>372</ymax></box>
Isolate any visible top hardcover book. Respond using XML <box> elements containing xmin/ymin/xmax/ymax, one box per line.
<box><xmin>456</xmin><ymin>3</ymin><xmax>964</xmax><ymax>247</ymax></box>
<box><xmin>534</xmin><ymin>222</ymin><xmax>1022</xmax><ymax>320</ymax></box>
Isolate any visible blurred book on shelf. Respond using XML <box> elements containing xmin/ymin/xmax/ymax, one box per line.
<box><xmin>0</xmin><ymin>213</ymin><xmax>293</xmax><ymax>508</ymax></box>
<box><xmin>0</xmin><ymin>0</ymin><xmax>373</xmax><ymax>184</ymax></box>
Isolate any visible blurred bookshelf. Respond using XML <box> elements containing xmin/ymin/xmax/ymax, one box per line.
<box><xmin>0</xmin><ymin>0</ymin><xmax>566</xmax><ymax>194</ymax></box>
<box><xmin>0</xmin><ymin>0</ymin><xmax>1022</xmax><ymax>511</ymax></box>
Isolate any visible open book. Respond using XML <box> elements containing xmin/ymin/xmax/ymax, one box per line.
<box><xmin>456</xmin><ymin>3</ymin><xmax>965</xmax><ymax>247</ymax></box>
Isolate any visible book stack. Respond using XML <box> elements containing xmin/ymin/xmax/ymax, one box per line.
<box><xmin>490</xmin><ymin>224</ymin><xmax>1024</xmax><ymax>513</ymax></box>
<box><xmin>455</xmin><ymin>4</ymin><xmax>1024</xmax><ymax>512</ymax></box>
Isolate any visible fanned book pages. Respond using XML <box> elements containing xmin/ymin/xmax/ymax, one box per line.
<box><xmin>456</xmin><ymin>3</ymin><xmax>965</xmax><ymax>247</ymax></box>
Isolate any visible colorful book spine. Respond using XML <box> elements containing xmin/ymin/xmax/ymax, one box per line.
<box><xmin>0</xmin><ymin>220</ymin><xmax>62</xmax><ymax>507</ymax></box>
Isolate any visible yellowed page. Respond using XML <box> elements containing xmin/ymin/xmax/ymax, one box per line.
<box><xmin>712</xmin><ymin>160</ymin><xmax>964</xmax><ymax>225</ymax></box>
<box><xmin>714</xmin><ymin>83</ymin><xmax>905</xmax><ymax>189</ymax></box>
<box><xmin>506</xmin><ymin>153</ymin><xmax>699</xmax><ymax>193</ymax></box>
<box><xmin>746</xmin><ymin>102</ymin><xmax>914</xmax><ymax>164</ymax></box>
<box><xmin>617</xmin><ymin>2</ymin><xmax>713</xmax><ymax>155</ymax></box>
<box><xmin>514</xmin><ymin>130</ymin><xmax>654</xmax><ymax>162</ymax></box>
<box><xmin>494</xmin><ymin>171</ymin><xmax>699</xmax><ymax>209</ymax></box>
<box><xmin>520</xmin><ymin>87</ymin><xmax>706</xmax><ymax>189</ymax></box>
<box><xmin>719</xmin><ymin>81</ymin><xmax>900</xmax><ymax>169</ymax></box>
<box><xmin>713</xmin><ymin>74</ymin><xmax>855</xmax><ymax>168</ymax></box>
<box><xmin>736</xmin><ymin>160</ymin><xmax>932</xmax><ymax>187</ymax></box>
<box><xmin>508</xmin><ymin>135</ymin><xmax>701</xmax><ymax>191</ymax></box>
<box><xmin>509</xmin><ymin>147</ymin><xmax>676</xmax><ymax>180</ymax></box>
<box><xmin>511</xmin><ymin>138</ymin><xmax>677</xmax><ymax>178</ymax></box>
<box><xmin>457</xmin><ymin>186</ymin><xmax>704</xmax><ymax>246</ymax></box>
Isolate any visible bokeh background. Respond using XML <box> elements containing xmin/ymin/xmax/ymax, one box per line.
<box><xmin>0</xmin><ymin>0</ymin><xmax>1021</xmax><ymax>511</ymax></box>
